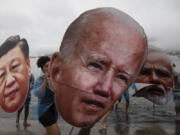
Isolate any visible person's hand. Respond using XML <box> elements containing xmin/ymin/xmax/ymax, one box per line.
<box><xmin>44</xmin><ymin>71</ymin><xmax>49</xmax><ymax>79</ymax></box>
<box><xmin>44</xmin><ymin>71</ymin><xmax>50</xmax><ymax>83</ymax></box>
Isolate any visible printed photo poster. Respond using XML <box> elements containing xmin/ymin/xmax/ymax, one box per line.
<box><xmin>0</xmin><ymin>35</ymin><xmax>30</xmax><ymax>113</ymax></box>
<box><xmin>0</xmin><ymin>1</ymin><xmax>180</xmax><ymax>135</ymax></box>
<box><xmin>133</xmin><ymin>45</ymin><xmax>174</xmax><ymax>105</ymax></box>
<box><xmin>48</xmin><ymin>7</ymin><xmax>148</xmax><ymax>128</ymax></box>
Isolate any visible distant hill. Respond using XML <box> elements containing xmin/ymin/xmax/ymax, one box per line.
<box><xmin>30</xmin><ymin>54</ymin><xmax>52</xmax><ymax>59</ymax></box>
<box><xmin>164</xmin><ymin>50</ymin><xmax>180</xmax><ymax>57</ymax></box>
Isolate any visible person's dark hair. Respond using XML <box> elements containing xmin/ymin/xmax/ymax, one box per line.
<box><xmin>0</xmin><ymin>35</ymin><xmax>29</xmax><ymax>59</ymax></box>
<box><xmin>37</xmin><ymin>56</ymin><xmax>50</xmax><ymax>70</ymax></box>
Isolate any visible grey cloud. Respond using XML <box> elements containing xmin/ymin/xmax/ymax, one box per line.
<box><xmin>0</xmin><ymin>0</ymin><xmax>180</xmax><ymax>56</ymax></box>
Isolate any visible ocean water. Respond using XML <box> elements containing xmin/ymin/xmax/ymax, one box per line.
<box><xmin>30</xmin><ymin>57</ymin><xmax>41</xmax><ymax>79</ymax></box>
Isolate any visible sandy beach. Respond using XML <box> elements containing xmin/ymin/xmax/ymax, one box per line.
<box><xmin>0</xmin><ymin>89</ymin><xmax>180</xmax><ymax>135</ymax></box>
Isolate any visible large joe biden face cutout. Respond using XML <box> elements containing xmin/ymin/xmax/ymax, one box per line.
<box><xmin>49</xmin><ymin>8</ymin><xmax>147</xmax><ymax>127</ymax></box>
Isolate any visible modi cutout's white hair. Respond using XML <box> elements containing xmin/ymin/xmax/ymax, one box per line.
<box><xmin>148</xmin><ymin>45</ymin><xmax>172</xmax><ymax>64</ymax></box>
<box><xmin>60</xmin><ymin>7</ymin><xmax>148</xmax><ymax>62</ymax></box>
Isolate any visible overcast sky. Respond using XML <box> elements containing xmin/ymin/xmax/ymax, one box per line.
<box><xmin>0</xmin><ymin>0</ymin><xmax>179</xmax><ymax>56</ymax></box>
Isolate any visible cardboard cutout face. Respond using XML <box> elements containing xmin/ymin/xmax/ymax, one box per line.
<box><xmin>0</xmin><ymin>39</ymin><xmax>30</xmax><ymax>113</ymax></box>
<box><xmin>134</xmin><ymin>48</ymin><xmax>173</xmax><ymax>105</ymax></box>
<box><xmin>50</xmin><ymin>9</ymin><xmax>147</xmax><ymax>127</ymax></box>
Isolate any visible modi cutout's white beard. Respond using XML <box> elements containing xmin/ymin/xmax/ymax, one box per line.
<box><xmin>134</xmin><ymin>83</ymin><xmax>172</xmax><ymax>105</ymax></box>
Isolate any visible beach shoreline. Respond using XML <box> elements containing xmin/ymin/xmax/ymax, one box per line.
<box><xmin>0</xmin><ymin>90</ymin><xmax>179</xmax><ymax>135</ymax></box>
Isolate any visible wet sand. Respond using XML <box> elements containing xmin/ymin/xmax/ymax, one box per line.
<box><xmin>0</xmin><ymin>90</ymin><xmax>180</xmax><ymax>135</ymax></box>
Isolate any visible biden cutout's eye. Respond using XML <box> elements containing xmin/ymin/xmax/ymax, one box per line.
<box><xmin>88</xmin><ymin>62</ymin><xmax>103</xmax><ymax>70</ymax></box>
<box><xmin>116</xmin><ymin>74</ymin><xmax>128</xmax><ymax>84</ymax></box>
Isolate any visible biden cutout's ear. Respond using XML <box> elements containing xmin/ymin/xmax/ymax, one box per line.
<box><xmin>49</xmin><ymin>52</ymin><xmax>63</xmax><ymax>92</ymax></box>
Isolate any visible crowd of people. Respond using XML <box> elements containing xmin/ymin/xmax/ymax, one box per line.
<box><xmin>0</xmin><ymin>7</ymin><xmax>179</xmax><ymax>135</ymax></box>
